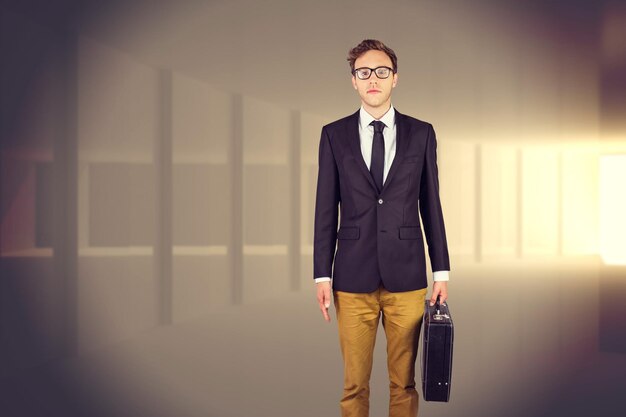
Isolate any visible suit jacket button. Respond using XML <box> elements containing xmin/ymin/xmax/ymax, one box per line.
<box><xmin>378</xmin><ymin>198</ymin><xmax>383</xmax><ymax>204</ymax></box>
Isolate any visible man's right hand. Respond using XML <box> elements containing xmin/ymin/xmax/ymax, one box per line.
<box><xmin>316</xmin><ymin>281</ymin><xmax>332</xmax><ymax>323</ymax></box>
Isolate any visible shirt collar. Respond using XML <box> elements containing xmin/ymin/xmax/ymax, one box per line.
<box><xmin>359</xmin><ymin>104</ymin><xmax>395</xmax><ymax>130</ymax></box>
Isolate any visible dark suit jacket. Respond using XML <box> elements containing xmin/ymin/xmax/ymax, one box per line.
<box><xmin>313</xmin><ymin>108</ymin><xmax>450</xmax><ymax>293</ymax></box>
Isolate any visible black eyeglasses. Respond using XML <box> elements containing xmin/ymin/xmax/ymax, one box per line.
<box><xmin>352</xmin><ymin>66</ymin><xmax>395</xmax><ymax>80</ymax></box>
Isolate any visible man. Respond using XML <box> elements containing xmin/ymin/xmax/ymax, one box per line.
<box><xmin>313</xmin><ymin>39</ymin><xmax>450</xmax><ymax>417</ymax></box>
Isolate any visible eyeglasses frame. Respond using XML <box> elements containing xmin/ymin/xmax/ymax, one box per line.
<box><xmin>351</xmin><ymin>66</ymin><xmax>396</xmax><ymax>80</ymax></box>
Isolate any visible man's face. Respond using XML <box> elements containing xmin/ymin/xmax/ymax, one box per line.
<box><xmin>351</xmin><ymin>50</ymin><xmax>398</xmax><ymax>111</ymax></box>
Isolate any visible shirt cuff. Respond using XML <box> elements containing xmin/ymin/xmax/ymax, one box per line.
<box><xmin>433</xmin><ymin>270</ymin><xmax>450</xmax><ymax>281</ymax></box>
<box><xmin>314</xmin><ymin>277</ymin><xmax>332</xmax><ymax>283</ymax></box>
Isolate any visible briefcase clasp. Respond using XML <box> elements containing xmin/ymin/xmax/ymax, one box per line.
<box><xmin>433</xmin><ymin>313</ymin><xmax>450</xmax><ymax>321</ymax></box>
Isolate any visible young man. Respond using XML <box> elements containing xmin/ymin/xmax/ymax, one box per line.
<box><xmin>313</xmin><ymin>39</ymin><xmax>450</xmax><ymax>417</ymax></box>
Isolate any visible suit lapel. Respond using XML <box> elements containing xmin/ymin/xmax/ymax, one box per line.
<box><xmin>381</xmin><ymin>110</ymin><xmax>409</xmax><ymax>194</ymax></box>
<box><xmin>346</xmin><ymin>110</ymin><xmax>378</xmax><ymax>192</ymax></box>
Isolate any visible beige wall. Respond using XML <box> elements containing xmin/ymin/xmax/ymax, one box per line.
<box><xmin>1</xmin><ymin>1</ymin><xmax>624</xmax><ymax>416</ymax></box>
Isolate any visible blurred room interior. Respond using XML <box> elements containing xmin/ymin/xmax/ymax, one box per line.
<box><xmin>1</xmin><ymin>1</ymin><xmax>625</xmax><ymax>416</ymax></box>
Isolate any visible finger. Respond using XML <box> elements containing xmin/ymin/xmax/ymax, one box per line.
<box><xmin>322</xmin><ymin>305</ymin><xmax>330</xmax><ymax>322</ymax></box>
<box><xmin>324</xmin><ymin>288</ymin><xmax>331</xmax><ymax>309</ymax></box>
<box><xmin>324</xmin><ymin>291</ymin><xmax>332</xmax><ymax>322</ymax></box>
<box><xmin>318</xmin><ymin>294</ymin><xmax>328</xmax><ymax>313</ymax></box>
<box><xmin>317</xmin><ymin>290</ymin><xmax>327</xmax><ymax>307</ymax></box>
<box><xmin>440</xmin><ymin>287</ymin><xmax>448</xmax><ymax>305</ymax></box>
<box><xmin>430</xmin><ymin>290</ymin><xmax>438</xmax><ymax>306</ymax></box>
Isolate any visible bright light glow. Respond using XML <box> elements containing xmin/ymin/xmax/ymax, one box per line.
<box><xmin>599</xmin><ymin>154</ymin><xmax>626</xmax><ymax>265</ymax></box>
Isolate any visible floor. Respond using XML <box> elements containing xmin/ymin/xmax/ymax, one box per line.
<box><xmin>1</xmin><ymin>260</ymin><xmax>625</xmax><ymax>417</ymax></box>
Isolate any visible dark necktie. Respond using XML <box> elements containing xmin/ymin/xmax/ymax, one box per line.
<box><xmin>370</xmin><ymin>120</ymin><xmax>385</xmax><ymax>193</ymax></box>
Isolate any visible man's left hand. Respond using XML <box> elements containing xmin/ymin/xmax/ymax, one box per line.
<box><xmin>430</xmin><ymin>281</ymin><xmax>448</xmax><ymax>306</ymax></box>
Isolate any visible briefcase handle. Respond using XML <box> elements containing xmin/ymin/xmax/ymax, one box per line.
<box><xmin>432</xmin><ymin>295</ymin><xmax>450</xmax><ymax>321</ymax></box>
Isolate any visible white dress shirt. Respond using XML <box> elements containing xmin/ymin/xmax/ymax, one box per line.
<box><xmin>315</xmin><ymin>104</ymin><xmax>449</xmax><ymax>284</ymax></box>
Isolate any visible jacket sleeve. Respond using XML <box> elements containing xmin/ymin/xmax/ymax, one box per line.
<box><xmin>313</xmin><ymin>126</ymin><xmax>340</xmax><ymax>279</ymax></box>
<box><xmin>419</xmin><ymin>124</ymin><xmax>451</xmax><ymax>272</ymax></box>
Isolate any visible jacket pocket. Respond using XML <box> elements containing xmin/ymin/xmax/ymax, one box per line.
<box><xmin>337</xmin><ymin>226</ymin><xmax>360</xmax><ymax>240</ymax></box>
<box><xmin>398</xmin><ymin>226</ymin><xmax>421</xmax><ymax>239</ymax></box>
<box><xmin>403</xmin><ymin>156</ymin><xmax>419</xmax><ymax>163</ymax></box>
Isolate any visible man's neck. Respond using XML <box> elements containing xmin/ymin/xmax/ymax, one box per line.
<box><xmin>362</xmin><ymin>102</ymin><xmax>391</xmax><ymax>120</ymax></box>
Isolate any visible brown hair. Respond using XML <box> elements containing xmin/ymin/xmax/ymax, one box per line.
<box><xmin>347</xmin><ymin>39</ymin><xmax>398</xmax><ymax>74</ymax></box>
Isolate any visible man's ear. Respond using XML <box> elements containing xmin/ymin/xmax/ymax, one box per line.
<box><xmin>392</xmin><ymin>73</ymin><xmax>398</xmax><ymax>88</ymax></box>
<box><xmin>351</xmin><ymin>75</ymin><xmax>357</xmax><ymax>89</ymax></box>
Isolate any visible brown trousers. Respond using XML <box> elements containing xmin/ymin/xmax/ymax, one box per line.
<box><xmin>333</xmin><ymin>283</ymin><xmax>427</xmax><ymax>417</ymax></box>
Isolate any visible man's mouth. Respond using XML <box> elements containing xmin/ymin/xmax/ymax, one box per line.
<box><xmin>368</xmin><ymin>89</ymin><xmax>381</xmax><ymax>93</ymax></box>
